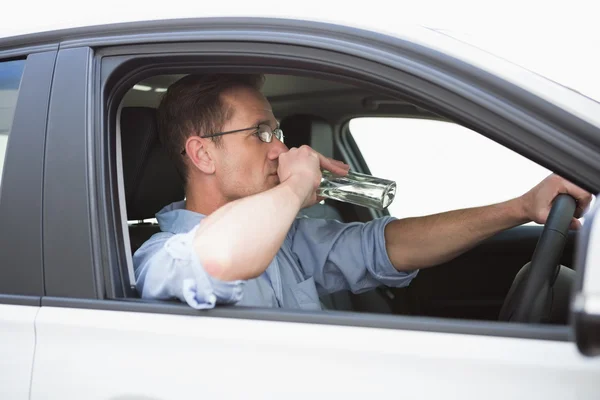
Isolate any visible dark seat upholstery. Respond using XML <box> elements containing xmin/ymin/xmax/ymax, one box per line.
<box><xmin>120</xmin><ymin>107</ymin><xmax>184</xmax><ymax>254</ymax></box>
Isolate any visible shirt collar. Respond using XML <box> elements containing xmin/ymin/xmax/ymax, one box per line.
<box><xmin>156</xmin><ymin>200</ymin><xmax>206</xmax><ymax>234</ymax></box>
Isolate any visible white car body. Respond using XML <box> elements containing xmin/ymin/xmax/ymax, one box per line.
<box><xmin>1</xmin><ymin>4</ymin><xmax>600</xmax><ymax>399</ymax></box>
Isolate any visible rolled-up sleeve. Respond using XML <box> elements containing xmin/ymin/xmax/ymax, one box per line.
<box><xmin>133</xmin><ymin>226</ymin><xmax>244</xmax><ymax>309</ymax></box>
<box><xmin>288</xmin><ymin>216</ymin><xmax>418</xmax><ymax>295</ymax></box>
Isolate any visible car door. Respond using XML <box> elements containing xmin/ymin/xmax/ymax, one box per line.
<box><xmin>27</xmin><ymin>18</ymin><xmax>600</xmax><ymax>399</ymax></box>
<box><xmin>0</xmin><ymin>45</ymin><xmax>56</xmax><ymax>399</ymax></box>
<box><xmin>30</xmin><ymin>303</ymin><xmax>600</xmax><ymax>399</ymax></box>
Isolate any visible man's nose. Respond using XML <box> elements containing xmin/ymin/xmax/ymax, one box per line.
<box><xmin>267</xmin><ymin>137</ymin><xmax>288</xmax><ymax>160</ymax></box>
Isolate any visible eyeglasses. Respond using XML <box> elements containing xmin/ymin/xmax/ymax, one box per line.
<box><xmin>181</xmin><ymin>123</ymin><xmax>284</xmax><ymax>155</ymax></box>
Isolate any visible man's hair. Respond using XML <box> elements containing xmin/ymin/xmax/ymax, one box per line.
<box><xmin>156</xmin><ymin>73</ymin><xmax>265</xmax><ymax>185</ymax></box>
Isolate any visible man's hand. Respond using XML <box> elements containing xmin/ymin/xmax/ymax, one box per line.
<box><xmin>194</xmin><ymin>146</ymin><xmax>347</xmax><ymax>281</ymax></box>
<box><xmin>520</xmin><ymin>174</ymin><xmax>594</xmax><ymax>229</ymax></box>
<box><xmin>278</xmin><ymin>145</ymin><xmax>349</xmax><ymax>209</ymax></box>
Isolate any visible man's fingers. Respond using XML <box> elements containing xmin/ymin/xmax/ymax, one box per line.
<box><xmin>576</xmin><ymin>194</ymin><xmax>594</xmax><ymax>217</ymax></box>
<box><xmin>570</xmin><ymin>218</ymin><xmax>582</xmax><ymax>230</ymax></box>
<box><xmin>575</xmin><ymin>204</ymin><xmax>588</xmax><ymax>219</ymax></box>
<box><xmin>330</xmin><ymin>158</ymin><xmax>348</xmax><ymax>167</ymax></box>
<box><xmin>319</xmin><ymin>154</ymin><xmax>347</xmax><ymax>169</ymax></box>
<box><xmin>562</xmin><ymin>180</ymin><xmax>593</xmax><ymax>218</ymax></box>
<box><xmin>296</xmin><ymin>145</ymin><xmax>349</xmax><ymax>176</ymax></box>
<box><xmin>317</xmin><ymin>153</ymin><xmax>349</xmax><ymax>176</ymax></box>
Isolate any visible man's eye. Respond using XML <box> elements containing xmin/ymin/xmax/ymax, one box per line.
<box><xmin>255</xmin><ymin>130</ymin><xmax>271</xmax><ymax>142</ymax></box>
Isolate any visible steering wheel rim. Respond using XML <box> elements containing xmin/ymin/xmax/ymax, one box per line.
<box><xmin>501</xmin><ymin>194</ymin><xmax>577</xmax><ymax>323</ymax></box>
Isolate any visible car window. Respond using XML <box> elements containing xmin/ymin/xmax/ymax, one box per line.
<box><xmin>0</xmin><ymin>59</ymin><xmax>26</xmax><ymax>186</ymax></box>
<box><xmin>98</xmin><ymin>39</ymin><xmax>586</xmax><ymax>339</ymax></box>
<box><xmin>349</xmin><ymin>117</ymin><xmax>551</xmax><ymax>222</ymax></box>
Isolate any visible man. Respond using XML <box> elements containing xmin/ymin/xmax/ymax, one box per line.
<box><xmin>133</xmin><ymin>73</ymin><xmax>593</xmax><ymax>310</ymax></box>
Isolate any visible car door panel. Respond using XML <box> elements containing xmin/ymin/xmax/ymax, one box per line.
<box><xmin>30</xmin><ymin>305</ymin><xmax>600</xmax><ymax>399</ymax></box>
<box><xmin>0</xmin><ymin>303</ymin><xmax>39</xmax><ymax>400</ymax></box>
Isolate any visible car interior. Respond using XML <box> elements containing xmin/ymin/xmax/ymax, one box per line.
<box><xmin>118</xmin><ymin>73</ymin><xmax>578</xmax><ymax>324</ymax></box>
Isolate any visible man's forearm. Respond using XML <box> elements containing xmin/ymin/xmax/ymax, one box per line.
<box><xmin>385</xmin><ymin>197</ymin><xmax>529</xmax><ymax>272</ymax></box>
<box><xmin>193</xmin><ymin>181</ymin><xmax>303</xmax><ymax>281</ymax></box>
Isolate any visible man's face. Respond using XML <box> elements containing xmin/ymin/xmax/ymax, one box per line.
<box><xmin>208</xmin><ymin>86</ymin><xmax>288</xmax><ymax>201</ymax></box>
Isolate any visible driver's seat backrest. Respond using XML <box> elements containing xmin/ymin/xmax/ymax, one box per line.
<box><xmin>120</xmin><ymin>107</ymin><xmax>184</xmax><ymax>254</ymax></box>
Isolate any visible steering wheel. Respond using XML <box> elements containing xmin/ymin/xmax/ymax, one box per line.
<box><xmin>499</xmin><ymin>194</ymin><xmax>577</xmax><ymax>323</ymax></box>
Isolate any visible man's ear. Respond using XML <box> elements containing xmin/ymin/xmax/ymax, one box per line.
<box><xmin>185</xmin><ymin>136</ymin><xmax>216</xmax><ymax>174</ymax></box>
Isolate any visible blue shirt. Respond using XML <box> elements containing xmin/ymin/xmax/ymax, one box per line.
<box><xmin>133</xmin><ymin>200</ymin><xmax>418</xmax><ymax>310</ymax></box>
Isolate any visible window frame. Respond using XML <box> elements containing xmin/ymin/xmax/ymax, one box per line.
<box><xmin>36</xmin><ymin>18</ymin><xmax>600</xmax><ymax>342</ymax></box>
<box><xmin>0</xmin><ymin>47</ymin><xmax>57</xmax><ymax>303</ymax></box>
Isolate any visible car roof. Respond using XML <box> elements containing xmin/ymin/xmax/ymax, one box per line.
<box><xmin>2</xmin><ymin>5</ymin><xmax>599</xmax><ymax>130</ymax></box>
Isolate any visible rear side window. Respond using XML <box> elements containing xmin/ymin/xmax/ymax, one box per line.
<box><xmin>349</xmin><ymin>117</ymin><xmax>551</xmax><ymax>221</ymax></box>
<box><xmin>0</xmin><ymin>60</ymin><xmax>26</xmax><ymax>185</ymax></box>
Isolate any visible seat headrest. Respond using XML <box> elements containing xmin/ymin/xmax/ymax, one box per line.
<box><xmin>280</xmin><ymin>114</ymin><xmax>333</xmax><ymax>156</ymax></box>
<box><xmin>120</xmin><ymin>107</ymin><xmax>184</xmax><ymax>221</ymax></box>
<box><xmin>280</xmin><ymin>114</ymin><xmax>316</xmax><ymax>148</ymax></box>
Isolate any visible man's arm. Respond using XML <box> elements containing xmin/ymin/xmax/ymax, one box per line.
<box><xmin>194</xmin><ymin>146</ymin><xmax>349</xmax><ymax>281</ymax></box>
<box><xmin>385</xmin><ymin>174</ymin><xmax>593</xmax><ymax>272</ymax></box>
<box><xmin>385</xmin><ymin>198</ymin><xmax>526</xmax><ymax>271</ymax></box>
